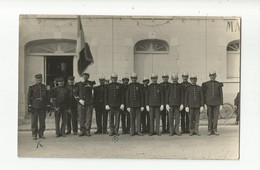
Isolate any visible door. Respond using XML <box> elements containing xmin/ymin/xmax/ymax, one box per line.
<box><xmin>45</xmin><ymin>56</ymin><xmax>73</xmax><ymax>86</ymax></box>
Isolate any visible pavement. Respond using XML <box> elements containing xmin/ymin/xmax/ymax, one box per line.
<box><xmin>18</xmin><ymin>125</ymin><xmax>239</xmax><ymax>159</ymax></box>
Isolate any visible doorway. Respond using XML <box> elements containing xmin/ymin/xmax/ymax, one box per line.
<box><xmin>45</xmin><ymin>56</ymin><xmax>73</xmax><ymax>87</ymax></box>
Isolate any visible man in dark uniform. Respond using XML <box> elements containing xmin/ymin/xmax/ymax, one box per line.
<box><xmin>141</xmin><ymin>77</ymin><xmax>150</xmax><ymax>133</ymax></box>
<box><xmin>146</xmin><ymin>73</ymin><xmax>164</xmax><ymax>136</ymax></box>
<box><xmin>74</xmin><ymin>73</ymin><xmax>94</xmax><ymax>137</ymax></box>
<box><xmin>66</xmin><ymin>76</ymin><xmax>78</xmax><ymax>135</ymax></box>
<box><xmin>27</xmin><ymin>74</ymin><xmax>50</xmax><ymax>140</ymax></box>
<box><xmin>126</xmin><ymin>72</ymin><xmax>144</xmax><ymax>136</ymax></box>
<box><xmin>93</xmin><ymin>75</ymin><xmax>108</xmax><ymax>134</ymax></box>
<box><xmin>185</xmin><ymin>74</ymin><xmax>204</xmax><ymax>136</ymax></box>
<box><xmin>160</xmin><ymin>73</ymin><xmax>170</xmax><ymax>133</ymax></box>
<box><xmin>180</xmin><ymin>72</ymin><xmax>192</xmax><ymax>134</ymax></box>
<box><xmin>166</xmin><ymin>73</ymin><xmax>184</xmax><ymax>136</ymax></box>
<box><xmin>104</xmin><ymin>73</ymin><xmax>125</xmax><ymax>136</ymax></box>
<box><xmin>51</xmin><ymin>77</ymin><xmax>70</xmax><ymax>137</ymax></box>
<box><xmin>234</xmin><ymin>92</ymin><xmax>240</xmax><ymax>125</ymax></box>
<box><xmin>202</xmin><ymin>70</ymin><xmax>223</xmax><ymax>136</ymax></box>
<box><xmin>120</xmin><ymin>76</ymin><xmax>130</xmax><ymax>134</ymax></box>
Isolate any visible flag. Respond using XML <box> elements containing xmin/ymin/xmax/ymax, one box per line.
<box><xmin>77</xmin><ymin>16</ymin><xmax>93</xmax><ymax>75</ymax></box>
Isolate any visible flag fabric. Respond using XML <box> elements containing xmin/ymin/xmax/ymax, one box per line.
<box><xmin>77</xmin><ymin>16</ymin><xmax>93</xmax><ymax>75</ymax></box>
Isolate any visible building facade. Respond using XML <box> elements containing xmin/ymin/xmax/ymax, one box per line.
<box><xmin>18</xmin><ymin>15</ymin><xmax>240</xmax><ymax>118</ymax></box>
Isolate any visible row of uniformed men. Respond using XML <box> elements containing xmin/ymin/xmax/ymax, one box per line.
<box><xmin>27</xmin><ymin>71</ymin><xmax>223</xmax><ymax>140</ymax></box>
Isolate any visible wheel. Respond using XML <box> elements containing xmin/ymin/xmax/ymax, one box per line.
<box><xmin>219</xmin><ymin>103</ymin><xmax>234</xmax><ymax>119</ymax></box>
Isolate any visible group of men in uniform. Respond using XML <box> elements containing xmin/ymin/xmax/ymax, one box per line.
<box><xmin>27</xmin><ymin>70</ymin><xmax>225</xmax><ymax>140</ymax></box>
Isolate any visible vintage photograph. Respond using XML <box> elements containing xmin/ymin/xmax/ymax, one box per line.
<box><xmin>18</xmin><ymin>15</ymin><xmax>240</xmax><ymax>159</ymax></box>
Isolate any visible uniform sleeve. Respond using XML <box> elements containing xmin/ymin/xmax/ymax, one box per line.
<box><xmin>165</xmin><ymin>87</ymin><xmax>170</xmax><ymax>105</ymax></box>
<box><xmin>219</xmin><ymin>83</ymin><xmax>224</xmax><ymax>105</ymax></box>
<box><xmin>121</xmin><ymin>86</ymin><xmax>126</xmax><ymax>105</ymax></box>
<box><xmin>73</xmin><ymin>83</ymin><xmax>79</xmax><ymax>100</ymax></box>
<box><xmin>125</xmin><ymin>87</ymin><xmax>130</xmax><ymax>108</ymax></box>
<box><xmin>185</xmin><ymin>87</ymin><xmax>189</xmax><ymax>107</ymax></box>
<box><xmin>160</xmin><ymin>86</ymin><xmax>164</xmax><ymax>105</ymax></box>
<box><xmin>45</xmin><ymin>86</ymin><xmax>51</xmax><ymax>105</ymax></box>
<box><xmin>104</xmin><ymin>85</ymin><xmax>108</xmax><ymax>106</ymax></box>
<box><xmin>67</xmin><ymin>88</ymin><xmax>71</xmax><ymax>109</ymax></box>
<box><xmin>140</xmin><ymin>84</ymin><xmax>144</xmax><ymax>107</ymax></box>
<box><xmin>181</xmin><ymin>85</ymin><xmax>184</xmax><ymax>105</ymax></box>
<box><xmin>201</xmin><ymin>82</ymin><xmax>206</xmax><ymax>103</ymax></box>
<box><xmin>27</xmin><ymin>86</ymin><xmax>32</xmax><ymax>106</ymax></box>
<box><xmin>145</xmin><ymin>86</ymin><xmax>149</xmax><ymax>106</ymax></box>
<box><xmin>200</xmin><ymin>88</ymin><xmax>204</xmax><ymax>107</ymax></box>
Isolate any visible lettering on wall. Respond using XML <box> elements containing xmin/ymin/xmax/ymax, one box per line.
<box><xmin>226</xmin><ymin>21</ymin><xmax>240</xmax><ymax>32</ymax></box>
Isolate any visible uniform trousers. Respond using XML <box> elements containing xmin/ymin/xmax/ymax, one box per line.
<box><xmin>120</xmin><ymin>109</ymin><xmax>130</xmax><ymax>133</ymax></box>
<box><xmin>181</xmin><ymin>109</ymin><xmax>189</xmax><ymax>133</ymax></box>
<box><xmin>78</xmin><ymin>104</ymin><xmax>93</xmax><ymax>133</ymax></box>
<box><xmin>31</xmin><ymin>109</ymin><xmax>46</xmax><ymax>136</ymax></box>
<box><xmin>67</xmin><ymin>108</ymin><xmax>78</xmax><ymax>133</ymax></box>
<box><xmin>55</xmin><ymin>107</ymin><xmax>68</xmax><ymax>136</ymax></box>
<box><xmin>236</xmin><ymin>109</ymin><xmax>240</xmax><ymax>122</ymax></box>
<box><xmin>168</xmin><ymin>106</ymin><xmax>181</xmax><ymax>134</ymax></box>
<box><xmin>161</xmin><ymin>107</ymin><xmax>169</xmax><ymax>132</ymax></box>
<box><xmin>149</xmin><ymin>106</ymin><xmax>160</xmax><ymax>134</ymax></box>
<box><xmin>130</xmin><ymin>107</ymin><xmax>141</xmax><ymax>134</ymax></box>
<box><xmin>189</xmin><ymin>108</ymin><xmax>200</xmax><ymax>133</ymax></box>
<box><xmin>141</xmin><ymin>109</ymin><xmax>150</xmax><ymax>132</ymax></box>
<box><xmin>109</xmin><ymin>107</ymin><xmax>120</xmax><ymax>133</ymax></box>
<box><xmin>207</xmin><ymin>105</ymin><xmax>220</xmax><ymax>133</ymax></box>
<box><xmin>95</xmin><ymin>107</ymin><xmax>108</xmax><ymax>132</ymax></box>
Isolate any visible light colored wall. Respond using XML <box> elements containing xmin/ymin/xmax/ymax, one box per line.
<box><xmin>19</xmin><ymin>16</ymin><xmax>240</xmax><ymax>118</ymax></box>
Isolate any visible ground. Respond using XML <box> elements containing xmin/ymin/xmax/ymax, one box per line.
<box><xmin>18</xmin><ymin>125</ymin><xmax>239</xmax><ymax>159</ymax></box>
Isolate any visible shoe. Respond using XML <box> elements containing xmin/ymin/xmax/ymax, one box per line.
<box><xmin>109</xmin><ymin>132</ymin><xmax>114</xmax><ymax>136</ymax></box>
<box><xmin>181</xmin><ymin>130</ymin><xmax>185</xmax><ymax>134</ymax></box>
<box><xmin>115</xmin><ymin>132</ymin><xmax>120</xmax><ymax>136</ymax></box>
<box><xmin>186</xmin><ymin>130</ymin><xmax>190</xmax><ymax>134</ymax></box>
<box><xmin>157</xmin><ymin>132</ymin><xmax>161</xmax><ymax>136</ymax></box>
<box><xmin>73</xmin><ymin>132</ymin><xmax>78</xmax><ymax>135</ymax></box>
<box><xmin>176</xmin><ymin>133</ymin><xmax>181</xmax><ymax>136</ymax></box>
<box><xmin>169</xmin><ymin>132</ymin><xmax>174</xmax><ymax>136</ymax></box>
<box><xmin>207</xmin><ymin>132</ymin><xmax>212</xmax><ymax>136</ymax></box>
<box><xmin>195</xmin><ymin>132</ymin><xmax>201</xmax><ymax>136</ymax></box>
<box><xmin>137</xmin><ymin>132</ymin><xmax>143</xmax><ymax>136</ymax></box>
<box><xmin>103</xmin><ymin>131</ymin><xmax>108</xmax><ymax>134</ymax></box>
<box><xmin>66</xmin><ymin>132</ymin><xmax>71</xmax><ymax>135</ymax></box>
<box><xmin>213</xmin><ymin>132</ymin><xmax>220</xmax><ymax>136</ymax></box>
<box><xmin>56</xmin><ymin>134</ymin><xmax>61</xmax><ymax>138</ymax></box>
<box><xmin>78</xmin><ymin>132</ymin><xmax>85</xmax><ymax>137</ymax></box>
<box><xmin>148</xmin><ymin>133</ymin><xmax>154</xmax><ymax>136</ymax></box>
<box><xmin>61</xmin><ymin>134</ymin><xmax>67</xmax><ymax>137</ymax></box>
<box><xmin>94</xmin><ymin>131</ymin><xmax>101</xmax><ymax>134</ymax></box>
<box><xmin>86</xmin><ymin>132</ymin><xmax>91</xmax><ymax>136</ymax></box>
<box><xmin>32</xmin><ymin>135</ymin><xmax>37</xmax><ymax>140</ymax></box>
<box><xmin>130</xmin><ymin>133</ymin><xmax>135</xmax><ymax>136</ymax></box>
<box><xmin>39</xmin><ymin>134</ymin><xmax>46</xmax><ymax>139</ymax></box>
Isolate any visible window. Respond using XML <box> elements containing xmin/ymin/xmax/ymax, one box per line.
<box><xmin>227</xmin><ymin>40</ymin><xmax>240</xmax><ymax>78</ymax></box>
<box><xmin>134</xmin><ymin>39</ymin><xmax>169</xmax><ymax>54</ymax></box>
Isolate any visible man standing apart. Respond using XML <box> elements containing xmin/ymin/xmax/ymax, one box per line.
<box><xmin>180</xmin><ymin>72</ymin><xmax>191</xmax><ymax>134</ymax></box>
<box><xmin>27</xmin><ymin>74</ymin><xmax>50</xmax><ymax>140</ymax></box>
<box><xmin>146</xmin><ymin>73</ymin><xmax>164</xmax><ymax>136</ymax></box>
<box><xmin>51</xmin><ymin>77</ymin><xmax>70</xmax><ymax>137</ymax></box>
<box><xmin>141</xmin><ymin>77</ymin><xmax>150</xmax><ymax>133</ymax></box>
<box><xmin>166</xmin><ymin>73</ymin><xmax>184</xmax><ymax>136</ymax></box>
<box><xmin>94</xmin><ymin>75</ymin><xmax>108</xmax><ymax>134</ymax></box>
<box><xmin>234</xmin><ymin>92</ymin><xmax>240</xmax><ymax>125</ymax></box>
<box><xmin>120</xmin><ymin>76</ymin><xmax>130</xmax><ymax>134</ymax></box>
<box><xmin>105</xmin><ymin>73</ymin><xmax>125</xmax><ymax>136</ymax></box>
<box><xmin>185</xmin><ymin>74</ymin><xmax>204</xmax><ymax>136</ymax></box>
<box><xmin>74</xmin><ymin>73</ymin><xmax>94</xmax><ymax>137</ymax></box>
<box><xmin>160</xmin><ymin>73</ymin><xmax>170</xmax><ymax>133</ymax></box>
<box><xmin>126</xmin><ymin>73</ymin><xmax>144</xmax><ymax>136</ymax></box>
<box><xmin>202</xmin><ymin>70</ymin><xmax>223</xmax><ymax>136</ymax></box>
<box><xmin>66</xmin><ymin>76</ymin><xmax>78</xmax><ymax>135</ymax></box>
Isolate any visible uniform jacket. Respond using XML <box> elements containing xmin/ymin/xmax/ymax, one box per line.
<box><xmin>181</xmin><ymin>81</ymin><xmax>192</xmax><ymax>107</ymax></box>
<box><xmin>104</xmin><ymin>82</ymin><xmax>124</xmax><ymax>107</ymax></box>
<box><xmin>166</xmin><ymin>82</ymin><xmax>184</xmax><ymax>106</ymax></box>
<box><xmin>67</xmin><ymin>84</ymin><xmax>77</xmax><ymax>109</ymax></box>
<box><xmin>94</xmin><ymin>84</ymin><xmax>106</xmax><ymax>108</ymax></box>
<box><xmin>185</xmin><ymin>84</ymin><xmax>204</xmax><ymax>108</ymax></box>
<box><xmin>234</xmin><ymin>92</ymin><xmax>240</xmax><ymax>109</ymax></box>
<box><xmin>74</xmin><ymin>81</ymin><xmax>94</xmax><ymax>105</ymax></box>
<box><xmin>126</xmin><ymin>82</ymin><xmax>144</xmax><ymax>108</ymax></box>
<box><xmin>202</xmin><ymin>80</ymin><xmax>223</xmax><ymax>106</ymax></box>
<box><xmin>120</xmin><ymin>84</ymin><xmax>128</xmax><ymax>105</ymax></box>
<box><xmin>146</xmin><ymin>83</ymin><xmax>164</xmax><ymax>107</ymax></box>
<box><xmin>51</xmin><ymin>86</ymin><xmax>70</xmax><ymax>109</ymax></box>
<box><xmin>160</xmin><ymin>82</ymin><xmax>171</xmax><ymax>105</ymax></box>
<box><xmin>27</xmin><ymin>83</ymin><xmax>49</xmax><ymax>109</ymax></box>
